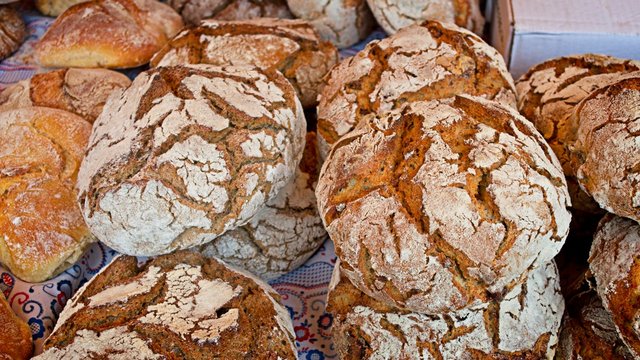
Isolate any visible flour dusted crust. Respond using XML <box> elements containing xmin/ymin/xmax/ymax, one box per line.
<box><xmin>0</xmin><ymin>293</ymin><xmax>33</xmax><ymax>360</ymax></box>
<box><xmin>76</xmin><ymin>64</ymin><xmax>306</xmax><ymax>256</ymax></box>
<box><xmin>0</xmin><ymin>107</ymin><xmax>95</xmax><ymax>282</ymax></box>
<box><xmin>36</xmin><ymin>251</ymin><xmax>297</xmax><ymax>359</ymax></box>
<box><xmin>168</xmin><ymin>0</ymin><xmax>292</xmax><ymax>26</ymax></box>
<box><xmin>316</xmin><ymin>95</ymin><xmax>571</xmax><ymax>314</ymax></box>
<box><xmin>589</xmin><ymin>215</ymin><xmax>640</xmax><ymax>358</ymax></box>
<box><xmin>199</xmin><ymin>132</ymin><xmax>326</xmax><ymax>280</ymax></box>
<box><xmin>366</xmin><ymin>0</ymin><xmax>484</xmax><ymax>35</ymax></box>
<box><xmin>151</xmin><ymin>18</ymin><xmax>338</xmax><ymax>108</ymax></box>
<box><xmin>286</xmin><ymin>0</ymin><xmax>375</xmax><ymax>48</ymax></box>
<box><xmin>0</xmin><ymin>6</ymin><xmax>26</xmax><ymax>61</ymax></box>
<box><xmin>328</xmin><ymin>261</ymin><xmax>564</xmax><ymax>359</ymax></box>
<box><xmin>0</xmin><ymin>68</ymin><xmax>131</xmax><ymax>123</ymax></box>
<box><xmin>316</xmin><ymin>20</ymin><xmax>515</xmax><ymax>159</ymax></box>
<box><xmin>35</xmin><ymin>0</ymin><xmax>183</xmax><ymax>68</ymax></box>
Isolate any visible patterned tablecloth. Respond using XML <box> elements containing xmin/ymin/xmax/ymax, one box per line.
<box><xmin>0</xmin><ymin>10</ymin><xmax>386</xmax><ymax>359</ymax></box>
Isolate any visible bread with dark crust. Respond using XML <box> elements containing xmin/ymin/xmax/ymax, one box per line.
<box><xmin>0</xmin><ymin>6</ymin><xmax>26</xmax><ymax>61</ymax></box>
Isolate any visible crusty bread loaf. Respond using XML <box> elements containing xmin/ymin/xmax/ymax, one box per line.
<box><xmin>516</xmin><ymin>54</ymin><xmax>640</xmax><ymax>213</ymax></box>
<box><xmin>151</xmin><ymin>18</ymin><xmax>338</xmax><ymax>108</ymax></box>
<box><xmin>169</xmin><ymin>0</ymin><xmax>292</xmax><ymax>26</ymax></box>
<box><xmin>0</xmin><ymin>68</ymin><xmax>131</xmax><ymax>123</ymax></box>
<box><xmin>328</xmin><ymin>261</ymin><xmax>564</xmax><ymax>359</ymax></box>
<box><xmin>199</xmin><ymin>132</ymin><xmax>326</xmax><ymax>281</ymax></box>
<box><xmin>0</xmin><ymin>293</ymin><xmax>33</xmax><ymax>360</ymax></box>
<box><xmin>286</xmin><ymin>0</ymin><xmax>375</xmax><ymax>48</ymax></box>
<box><xmin>0</xmin><ymin>6</ymin><xmax>26</xmax><ymax>61</ymax></box>
<box><xmin>35</xmin><ymin>0</ymin><xmax>88</xmax><ymax>16</ymax></box>
<box><xmin>366</xmin><ymin>0</ymin><xmax>484</xmax><ymax>35</ymax></box>
<box><xmin>317</xmin><ymin>95</ymin><xmax>571</xmax><ymax>314</ymax></box>
<box><xmin>35</xmin><ymin>0</ymin><xmax>183</xmax><ymax>68</ymax></box>
<box><xmin>36</xmin><ymin>251</ymin><xmax>297</xmax><ymax>359</ymax></box>
<box><xmin>0</xmin><ymin>107</ymin><xmax>95</xmax><ymax>282</ymax></box>
<box><xmin>317</xmin><ymin>20</ymin><xmax>516</xmax><ymax>159</ymax></box>
<box><xmin>76</xmin><ymin>64</ymin><xmax>306</xmax><ymax>256</ymax></box>
<box><xmin>572</xmin><ymin>75</ymin><xmax>640</xmax><ymax>222</ymax></box>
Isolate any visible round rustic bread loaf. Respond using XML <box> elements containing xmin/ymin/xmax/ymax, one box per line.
<box><xmin>36</xmin><ymin>251</ymin><xmax>297</xmax><ymax>359</ymax></box>
<box><xmin>0</xmin><ymin>68</ymin><xmax>131</xmax><ymax>123</ymax></box>
<box><xmin>366</xmin><ymin>0</ymin><xmax>484</xmax><ymax>35</ymax></box>
<box><xmin>35</xmin><ymin>0</ymin><xmax>184</xmax><ymax>68</ymax></box>
<box><xmin>199</xmin><ymin>132</ymin><xmax>326</xmax><ymax>280</ymax></box>
<box><xmin>317</xmin><ymin>20</ymin><xmax>516</xmax><ymax>159</ymax></box>
<box><xmin>316</xmin><ymin>95</ymin><xmax>571</xmax><ymax>314</ymax></box>
<box><xmin>0</xmin><ymin>6</ymin><xmax>26</xmax><ymax>61</ymax></box>
<box><xmin>516</xmin><ymin>54</ymin><xmax>640</xmax><ymax>213</ymax></box>
<box><xmin>151</xmin><ymin>18</ymin><xmax>338</xmax><ymax>108</ymax></box>
<box><xmin>0</xmin><ymin>293</ymin><xmax>33</xmax><ymax>360</ymax></box>
<box><xmin>589</xmin><ymin>214</ymin><xmax>640</xmax><ymax>358</ymax></box>
<box><xmin>286</xmin><ymin>0</ymin><xmax>375</xmax><ymax>48</ymax></box>
<box><xmin>572</xmin><ymin>75</ymin><xmax>640</xmax><ymax>222</ymax></box>
<box><xmin>328</xmin><ymin>261</ymin><xmax>564</xmax><ymax>359</ymax></box>
<box><xmin>169</xmin><ymin>0</ymin><xmax>292</xmax><ymax>26</ymax></box>
<box><xmin>0</xmin><ymin>107</ymin><xmax>95</xmax><ymax>282</ymax></box>
<box><xmin>76</xmin><ymin>64</ymin><xmax>306</xmax><ymax>256</ymax></box>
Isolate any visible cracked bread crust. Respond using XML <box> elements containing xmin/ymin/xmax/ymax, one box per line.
<box><xmin>199</xmin><ymin>132</ymin><xmax>326</xmax><ymax>281</ymax></box>
<box><xmin>37</xmin><ymin>251</ymin><xmax>297</xmax><ymax>359</ymax></box>
<box><xmin>589</xmin><ymin>215</ymin><xmax>640</xmax><ymax>358</ymax></box>
<box><xmin>516</xmin><ymin>54</ymin><xmax>640</xmax><ymax>214</ymax></box>
<box><xmin>286</xmin><ymin>0</ymin><xmax>375</xmax><ymax>48</ymax></box>
<box><xmin>151</xmin><ymin>18</ymin><xmax>338</xmax><ymax>108</ymax></box>
<box><xmin>366</xmin><ymin>0</ymin><xmax>484</xmax><ymax>35</ymax></box>
<box><xmin>327</xmin><ymin>261</ymin><xmax>564</xmax><ymax>360</ymax></box>
<box><xmin>0</xmin><ymin>68</ymin><xmax>131</xmax><ymax>123</ymax></box>
<box><xmin>572</xmin><ymin>76</ymin><xmax>640</xmax><ymax>223</ymax></box>
<box><xmin>316</xmin><ymin>20</ymin><xmax>515</xmax><ymax>160</ymax></box>
<box><xmin>316</xmin><ymin>95</ymin><xmax>571</xmax><ymax>314</ymax></box>
<box><xmin>168</xmin><ymin>0</ymin><xmax>292</xmax><ymax>26</ymax></box>
<box><xmin>0</xmin><ymin>107</ymin><xmax>95</xmax><ymax>282</ymax></box>
<box><xmin>76</xmin><ymin>64</ymin><xmax>306</xmax><ymax>256</ymax></box>
<box><xmin>35</xmin><ymin>0</ymin><xmax>184</xmax><ymax>68</ymax></box>
<box><xmin>0</xmin><ymin>6</ymin><xmax>25</xmax><ymax>61</ymax></box>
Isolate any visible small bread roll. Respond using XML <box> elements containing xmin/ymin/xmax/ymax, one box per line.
<box><xmin>169</xmin><ymin>0</ymin><xmax>292</xmax><ymax>26</ymax></box>
<box><xmin>0</xmin><ymin>294</ymin><xmax>33</xmax><ymax>360</ymax></box>
<box><xmin>0</xmin><ymin>6</ymin><xmax>26</xmax><ymax>61</ymax></box>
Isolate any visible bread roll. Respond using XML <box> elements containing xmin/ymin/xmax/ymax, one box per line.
<box><xmin>76</xmin><ymin>64</ymin><xmax>306</xmax><ymax>256</ymax></box>
<box><xmin>0</xmin><ymin>6</ymin><xmax>26</xmax><ymax>61</ymax></box>
<box><xmin>36</xmin><ymin>251</ymin><xmax>297</xmax><ymax>359</ymax></box>
<box><xmin>151</xmin><ymin>18</ymin><xmax>338</xmax><ymax>108</ymax></box>
<box><xmin>35</xmin><ymin>0</ymin><xmax>183</xmax><ymax>68</ymax></box>
<box><xmin>328</xmin><ymin>261</ymin><xmax>564</xmax><ymax>359</ymax></box>
<box><xmin>35</xmin><ymin>0</ymin><xmax>88</xmax><ymax>16</ymax></box>
<box><xmin>169</xmin><ymin>0</ymin><xmax>292</xmax><ymax>26</ymax></box>
<box><xmin>286</xmin><ymin>0</ymin><xmax>375</xmax><ymax>48</ymax></box>
<box><xmin>317</xmin><ymin>20</ymin><xmax>515</xmax><ymax>159</ymax></box>
<box><xmin>0</xmin><ymin>293</ymin><xmax>33</xmax><ymax>360</ymax></box>
<box><xmin>0</xmin><ymin>107</ymin><xmax>95</xmax><ymax>282</ymax></box>
<box><xmin>0</xmin><ymin>68</ymin><xmax>131</xmax><ymax>123</ymax></box>
<box><xmin>316</xmin><ymin>96</ymin><xmax>571</xmax><ymax>314</ymax></box>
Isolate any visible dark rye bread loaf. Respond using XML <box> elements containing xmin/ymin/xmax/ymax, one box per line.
<box><xmin>36</xmin><ymin>251</ymin><xmax>297</xmax><ymax>359</ymax></box>
<box><xmin>0</xmin><ymin>6</ymin><xmax>25</xmax><ymax>61</ymax></box>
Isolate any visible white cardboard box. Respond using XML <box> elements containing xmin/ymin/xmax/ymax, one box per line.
<box><xmin>490</xmin><ymin>0</ymin><xmax>640</xmax><ymax>79</ymax></box>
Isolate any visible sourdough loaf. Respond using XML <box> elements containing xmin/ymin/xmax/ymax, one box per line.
<box><xmin>0</xmin><ymin>6</ymin><xmax>25</xmax><ymax>61</ymax></box>
<box><xmin>36</xmin><ymin>251</ymin><xmax>297</xmax><ymax>359</ymax></box>
<box><xmin>151</xmin><ymin>18</ymin><xmax>338</xmax><ymax>108</ymax></box>
<box><xmin>317</xmin><ymin>20</ymin><xmax>515</xmax><ymax>159</ymax></box>
<box><xmin>316</xmin><ymin>96</ymin><xmax>571</xmax><ymax>314</ymax></box>
<box><xmin>0</xmin><ymin>293</ymin><xmax>33</xmax><ymax>360</ymax></box>
<box><xmin>76</xmin><ymin>64</ymin><xmax>306</xmax><ymax>256</ymax></box>
<box><xmin>0</xmin><ymin>68</ymin><xmax>131</xmax><ymax>123</ymax></box>
<box><xmin>169</xmin><ymin>0</ymin><xmax>292</xmax><ymax>26</ymax></box>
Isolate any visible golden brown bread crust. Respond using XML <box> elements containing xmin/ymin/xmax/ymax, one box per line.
<box><xmin>0</xmin><ymin>294</ymin><xmax>33</xmax><ymax>360</ymax></box>
<box><xmin>168</xmin><ymin>0</ymin><xmax>292</xmax><ymax>26</ymax></box>
<box><xmin>35</xmin><ymin>0</ymin><xmax>88</xmax><ymax>16</ymax></box>
<box><xmin>0</xmin><ymin>6</ymin><xmax>26</xmax><ymax>61</ymax></box>
<box><xmin>0</xmin><ymin>107</ymin><xmax>95</xmax><ymax>282</ymax></box>
<box><xmin>0</xmin><ymin>68</ymin><xmax>131</xmax><ymax>123</ymax></box>
<box><xmin>35</xmin><ymin>0</ymin><xmax>184</xmax><ymax>68</ymax></box>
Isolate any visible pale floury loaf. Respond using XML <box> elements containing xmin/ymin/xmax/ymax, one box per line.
<box><xmin>36</xmin><ymin>252</ymin><xmax>297</xmax><ymax>359</ymax></box>
<box><xmin>328</xmin><ymin>261</ymin><xmax>564</xmax><ymax>359</ymax></box>
<box><xmin>316</xmin><ymin>96</ymin><xmax>571</xmax><ymax>314</ymax></box>
<box><xmin>76</xmin><ymin>64</ymin><xmax>306</xmax><ymax>256</ymax></box>
<box><xmin>286</xmin><ymin>0</ymin><xmax>375</xmax><ymax>48</ymax></box>
<box><xmin>168</xmin><ymin>0</ymin><xmax>292</xmax><ymax>26</ymax></box>
<box><xmin>317</xmin><ymin>20</ymin><xmax>516</xmax><ymax>159</ymax></box>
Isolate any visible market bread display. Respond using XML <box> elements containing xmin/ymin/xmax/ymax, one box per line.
<box><xmin>0</xmin><ymin>6</ymin><xmax>26</xmax><ymax>61</ymax></box>
<box><xmin>151</xmin><ymin>18</ymin><xmax>338</xmax><ymax>108</ymax></box>
<box><xmin>199</xmin><ymin>132</ymin><xmax>326</xmax><ymax>281</ymax></box>
<box><xmin>366</xmin><ymin>0</ymin><xmax>484</xmax><ymax>35</ymax></box>
<box><xmin>35</xmin><ymin>251</ymin><xmax>297</xmax><ymax>359</ymax></box>
<box><xmin>76</xmin><ymin>64</ymin><xmax>306</xmax><ymax>257</ymax></box>
<box><xmin>316</xmin><ymin>20</ymin><xmax>516</xmax><ymax>159</ymax></box>
<box><xmin>516</xmin><ymin>54</ymin><xmax>640</xmax><ymax>213</ymax></box>
<box><xmin>0</xmin><ymin>293</ymin><xmax>33</xmax><ymax>360</ymax></box>
<box><xmin>327</xmin><ymin>261</ymin><xmax>564</xmax><ymax>359</ymax></box>
<box><xmin>0</xmin><ymin>68</ymin><xmax>131</xmax><ymax>123</ymax></box>
<box><xmin>168</xmin><ymin>0</ymin><xmax>292</xmax><ymax>26</ymax></box>
<box><xmin>35</xmin><ymin>0</ymin><xmax>184</xmax><ymax>68</ymax></box>
<box><xmin>286</xmin><ymin>0</ymin><xmax>375</xmax><ymax>48</ymax></box>
<box><xmin>316</xmin><ymin>95</ymin><xmax>571</xmax><ymax>314</ymax></box>
<box><xmin>0</xmin><ymin>107</ymin><xmax>95</xmax><ymax>282</ymax></box>
<box><xmin>35</xmin><ymin>0</ymin><xmax>88</xmax><ymax>16</ymax></box>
